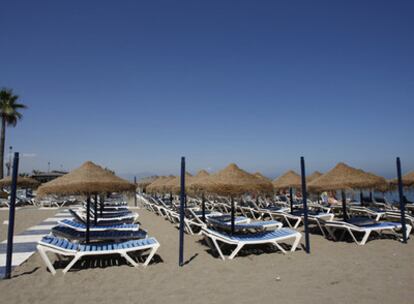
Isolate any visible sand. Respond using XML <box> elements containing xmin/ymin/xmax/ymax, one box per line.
<box><xmin>0</xmin><ymin>205</ymin><xmax>413</xmax><ymax>304</ymax></box>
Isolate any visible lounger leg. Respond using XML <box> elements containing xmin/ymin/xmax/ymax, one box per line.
<box><xmin>293</xmin><ymin>218</ymin><xmax>302</xmax><ymax>229</ymax></box>
<box><xmin>291</xmin><ymin>233</ymin><xmax>302</xmax><ymax>252</ymax></box>
<box><xmin>325</xmin><ymin>227</ymin><xmax>336</xmax><ymax>240</ymax></box>
<box><xmin>120</xmin><ymin>252</ymin><xmax>139</xmax><ymax>267</ymax></box>
<box><xmin>317</xmin><ymin>221</ymin><xmax>327</xmax><ymax>238</ymax></box>
<box><xmin>405</xmin><ymin>225</ymin><xmax>412</xmax><ymax>238</ymax></box>
<box><xmin>63</xmin><ymin>254</ymin><xmax>82</xmax><ymax>273</ymax></box>
<box><xmin>210</xmin><ymin>237</ymin><xmax>225</xmax><ymax>260</ymax></box>
<box><xmin>358</xmin><ymin>231</ymin><xmax>371</xmax><ymax>245</ymax></box>
<box><xmin>37</xmin><ymin>246</ymin><xmax>57</xmax><ymax>275</ymax></box>
<box><xmin>273</xmin><ymin>241</ymin><xmax>287</xmax><ymax>254</ymax></box>
<box><xmin>284</xmin><ymin>216</ymin><xmax>293</xmax><ymax>228</ymax></box>
<box><xmin>228</xmin><ymin>243</ymin><xmax>244</xmax><ymax>260</ymax></box>
<box><xmin>143</xmin><ymin>244</ymin><xmax>160</xmax><ymax>267</ymax></box>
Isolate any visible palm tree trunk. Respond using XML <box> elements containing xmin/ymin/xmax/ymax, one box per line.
<box><xmin>0</xmin><ymin>117</ymin><xmax>6</xmax><ymax>179</ymax></box>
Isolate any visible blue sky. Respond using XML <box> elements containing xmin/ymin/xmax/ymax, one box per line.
<box><xmin>1</xmin><ymin>0</ymin><xmax>413</xmax><ymax>179</ymax></box>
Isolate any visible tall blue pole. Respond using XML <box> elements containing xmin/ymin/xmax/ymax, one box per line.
<box><xmin>134</xmin><ymin>176</ymin><xmax>137</xmax><ymax>207</ymax></box>
<box><xmin>201</xmin><ymin>192</ymin><xmax>206</xmax><ymax>223</ymax></box>
<box><xmin>5</xmin><ymin>152</ymin><xmax>19</xmax><ymax>279</ymax></box>
<box><xmin>396</xmin><ymin>157</ymin><xmax>407</xmax><ymax>244</ymax></box>
<box><xmin>300</xmin><ymin>156</ymin><xmax>310</xmax><ymax>254</ymax></box>
<box><xmin>179</xmin><ymin>157</ymin><xmax>186</xmax><ymax>266</ymax></box>
<box><xmin>86</xmin><ymin>195</ymin><xmax>91</xmax><ymax>243</ymax></box>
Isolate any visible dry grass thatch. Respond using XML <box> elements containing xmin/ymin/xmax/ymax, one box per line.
<box><xmin>389</xmin><ymin>171</ymin><xmax>414</xmax><ymax>188</ymax></box>
<box><xmin>253</xmin><ymin>172</ymin><xmax>270</xmax><ymax>181</ymax></box>
<box><xmin>306</xmin><ymin>171</ymin><xmax>323</xmax><ymax>183</ymax></box>
<box><xmin>146</xmin><ymin>175</ymin><xmax>175</xmax><ymax>193</ymax></box>
<box><xmin>163</xmin><ymin>172</ymin><xmax>193</xmax><ymax>194</ymax></box>
<box><xmin>0</xmin><ymin>176</ymin><xmax>40</xmax><ymax>188</ymax></box>
<box><xmin>136</xmin><ymin>176</ymin><xmax>158</xmax><ymax>189</ymax></box>
<box><xmin>37</xmin><ymin>161</ymin><xmax>135</xmax><ymax>197</ymax></box>
<box><xmin>272</xmin><ymin>170</ymin><xmax>301</xmax><ymax>190</ymax></box>
<box><xmin>308</xmin><ymin>162</ymin><xmax>388</xmax><ymax>192</ymax></box>
<box><xmin>189</xmin><ymin>163</ymin><xmax>273</xmax><ymax>196</ymax></box>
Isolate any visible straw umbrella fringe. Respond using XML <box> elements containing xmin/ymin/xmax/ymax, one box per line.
<box><xmin>37</xmin><ymin>161</ymin><xmax>135</xmax><ymax>243</ymax></box>
<box><xmin>272</xmin><ymin>170</ymin><xmax>301</xmax><ymax>215</ymax></box>
<box><xmin>306</xmin><ymin>171</ymin><xmax>323</xmax><ymax>183</ymax></box>
<box><xmin>190</xmin><ymin>164</ymin><xmax>273</xmax><ymax>196</ymax></box>
<box><xmin>308</xmin><ymin>163</ymin><xmax>387</xmax><ymax>192</ymax></box>
<box><xmin>146</xmin><ymin>175</ymin><xmax>175</xmax><ymax>193</ymax></box>
<box><xmin>390</xmin><ymin>171</ymin><xmax>414</xmax><ymax>188</ymax></box>
<box><xmin>272</xmin><ymin>170</ymin><xmax>301</xmax><ymax>190</ymax></box>
<box><xmin>308</xmin><ymin>162</ymin><xmax>388</xmax><ymax>220</ymax></box>
<box><xmin>0</xmin><ymin>176</ymin><xmax>40</xmax><ymax>188</ymax></box>
<box><xmin>37</xmin><ymin>161</ymin><xmax>135</xmax><ymax>197</ymax></box>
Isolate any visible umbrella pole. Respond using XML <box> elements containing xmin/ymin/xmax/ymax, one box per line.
<box><xmin>5</xmin><ymin>152</ymin><xmax>19</xmax><ymax>279</ymax></box>
<box><xmin>201</xmin><ymin>193</ymin><xmax>206</xmax><ymax>223</ymax></box>
<box><xmin>134</xmin><ymin>176</ymin><xmax>137</xmax><ymax>207</ymax></box>
<box><xmin>231</xmin><ymin>196</ymin><xmax>235</xmax><ymax>234</ymax></box>
<box><xmin>341</xmin><ymin>190</ymin><xmax>348</xmax><ymax>221</ymax></box>
<box><xmin>317</xmin><ymin>192</ymin><xmax>320</xmax><ymax>204</ymax></box>
<box><xmin>179</xmin><ymin>157</ymin><xmax>186</xmax><ymax>266</ymax></box>
<box><xmin>360</xmin><ymin>191</ymin><xmax>364</xmax><ymax>207</ymax></box>
<box><xmin>396</xmin><ymin>157</ymin><xmax>407</xmax><ymax>244</ymax></box>
<box><xmin>289</xmin><ymin>187</ymin><xmax>294</xmax><ymax>214</ymax></box>
<box><xmin>86</xmin><ymin>195</ymin><xmax>91</xmax><ymax>243</ymax></box>
<box><xmin>300</xmin><ymin>157</ymin><xmax>310</xmax><ymax>254</ymax></box>
<box><xmin>94</xmin><ymin>194</ymin><xmax>98</xmax><ymax>226</ymax></box>
<box><xmin>100</xmin><ymin>195</ymin><xmax>103</xmax><ymax>217</ymax></box>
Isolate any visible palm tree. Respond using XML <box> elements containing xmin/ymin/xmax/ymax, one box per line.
<box><xmin>0</xmin><ymin>88</ymin><xmax>27</xmax><ymax>178</ymax></box>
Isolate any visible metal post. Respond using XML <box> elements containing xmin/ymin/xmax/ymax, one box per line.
<box><xmin>341</xmin><ymin>190</ymin><xmax>348</xmax><ymax>221</ymax></box>
<box><xmin>300</xmin><ymin>157</ymin><xmax>310</xmax><ymax>253</ymax></box>
<box><xmin>201</xmin><ymin>193</ymin><xmax>206</xmax><ymax>223</ymax></box>
<box><xmin>134</xmin><ymin>176</ymin><xmax>137</xmax><ymax>207</ymax></box>
<box><xmin>179</xmin><ymin>157</ymin><xmax>185</xmax><ymax>266</ymax></box>
<box><xmin>86</xmin><ymin>195</ymin><xmax>91</xmax><ymax>243</ymax></box>
<box><xmin>100</xmin><ymin>195</ymin><xmax>103</xmax><ymax>217</ymax></box>
<box><xmin>289</xmin><ymin>187</ymin><xmax>294</xmax><ymax>214</ymax></box>
<box><xmin>4</xmin><ymin>152</ymin><xmax>19</xmax><ymax>279</ymax></box>
<box><xmin>94</xmin><ymin>194</ymin><xmax>98</xmax><ymax>226</ymax></box>
<box><xmin>231</xmin><ymin>196</ymin><xmax>235</xmax><ymax>234</ymax></box>
<box><xmin>396</xmin><ymin>157</ymin><xmax>407</xmax><ymax>243</ymax></box>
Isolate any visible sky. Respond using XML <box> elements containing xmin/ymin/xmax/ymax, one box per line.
<box><xmin>1</xmin><ymin>0</ymin><xmax>413</xmax><ymax>179</ymax></box>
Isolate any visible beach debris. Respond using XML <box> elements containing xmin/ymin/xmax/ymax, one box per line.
<box><xmin>275</xmin><ymin>276</ymin><xmax>281</xmax><ymax>281</ymax></box>
<box><xmin>3</xmin><ymin>220</ymin><xmax>8</xmax><ymax>225</ymax></box>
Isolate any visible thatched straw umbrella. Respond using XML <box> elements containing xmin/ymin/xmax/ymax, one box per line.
<box><xmin>308</xmin><ymin>162</ymin><xmax>387</xmax><ymax>220</ymax></box>
<box><xmin>253</xmin><ymin>172</ymin><xmax>271</xmax><ymax>181</ymax></box>
<box><xmin>146</xmin><ymin>175</ymin><xmax>175</xmax><ymax>194</ymax></box>
<box><xmin>306</xmin><ymin>171</ymin><xmax>323</xmax><ymax>203</ymax></box>
<box><xmin>164</xmin><ymin>172</ymin><xmax>193</xmax><ymax>194</ymax></box>
<box><xmin>0</xmin><ymin>176</ymin><xmax>40</xmax><ymax>189</ymax></box>
<box><xmin>192</xmin><ymin>163</ymin><xmax>273</xmax><ymax>232</ymax></box>
<box><xmin>37</xmin><ymin>161</ymin><xmax>135</xmax><ymax>242</ymax></box>
<box><xmin>136</xmin><ymin>176</ymin><xmax>158</xmax><ymax>193</ymax></box>
<box><xmin>272</xmin><ymin>170</ymin><xmax>301</xmax><ymax>214</ymax></box>
<box><xmin>306</xmin><ymin>171</ymin><xmax>323</xmax><ymax>183</ymax></box>
<box><xmin>390</xmin><ymin>171</ymin><xmax>414</xmax><ymax>188</ymax></box>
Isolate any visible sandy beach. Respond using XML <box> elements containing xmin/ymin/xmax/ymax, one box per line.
<box><xmin>0</xmin><ymin>204</ymin><xmax>413</xmax><ymax>304</ymax></box>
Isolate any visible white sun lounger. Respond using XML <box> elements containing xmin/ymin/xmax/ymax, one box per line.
<box><xmin>58</xmin><ymin>219</ymin><xmax>139</xmax><ymax>232</ymax></box>
<box><xmin>324</xmin><ymin>220</ymin><xmax>412</xmax><ymax>245</ymax></box>
<box><xmin>201</xmin><ymin>227</ymin><xmax>302</xmax><ymax>260</ymax></box>
<box><xmin>37</xmin><ymin>235</ymin><xmax>160</xmax><ymax>275</ymax></box>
